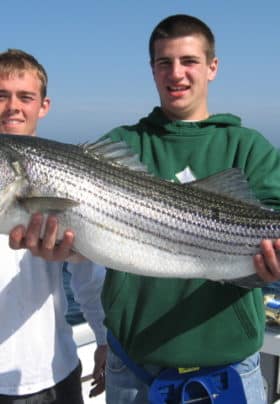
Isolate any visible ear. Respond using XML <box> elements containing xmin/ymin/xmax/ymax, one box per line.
<box><xmin>38</xmin><ymin>97</ymin><xmax>51</xmax><ymax>118</ymax></box>
<box><xmin>208</xmin><ymin>57</ymin><xmax>218</xmax><ymax>82</ymax></box>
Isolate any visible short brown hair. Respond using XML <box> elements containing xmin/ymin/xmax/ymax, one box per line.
<box><xmin>0</xmin><ymin>49</ymin><xmax>48</xmax><ymax>99</ymax></box>
<box><xmin>149</xmin><ymin>14</ymin><xmax>216</xmax><ymax>64</ymax></box>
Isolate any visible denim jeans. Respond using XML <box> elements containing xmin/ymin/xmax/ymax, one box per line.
<box><xmin>105</xmin><ymin>348</ymin><xmax>266</xmax><ymax>403</ymax></box>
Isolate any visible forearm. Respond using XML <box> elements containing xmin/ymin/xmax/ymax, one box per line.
<box><xmin>68</xmin><ymin>261</ymin><xmax>107</xmax><ymax>344</ymax></box>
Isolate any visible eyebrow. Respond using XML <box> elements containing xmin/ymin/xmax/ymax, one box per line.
<box><xmin>154</xmin><ymin>55</ymin><xmax>201</xmax><ymax>63</ymax></box>
<box><xmin>0</xmin><ymin>90</ymin><xmax>38</xmax><ymax>96</ymax></box>
<box><xmin>18</xmin><ymin>91</ymin><xmax>38</xmax><ymax>97</ymax></box>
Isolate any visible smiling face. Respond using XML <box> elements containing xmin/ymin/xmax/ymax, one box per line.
<box><xmin>0</xmin><ymin>70</ymin><xmax>50</xmax><ymax>136</ymax></box>
<box><xmin>151</xmin><ymin>35</ymin><xmax>218</xmax><ymax>121</ymax></box>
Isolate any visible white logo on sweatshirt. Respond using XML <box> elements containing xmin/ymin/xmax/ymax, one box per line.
<box><xmin>175</xmin><ymin>166</ymin><xmax>196</xmax><ymax>184</ymax></box>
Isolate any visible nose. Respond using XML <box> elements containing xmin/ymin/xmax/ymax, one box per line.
<box><xmin>169</xmin><ymin>60</ymin><xmax>185</xmax><ymax>80</ymax></box>
<box><xmin>5</xmin><ymin>95</ymin><xmax>21</xmax><ymax>113</ymax></box>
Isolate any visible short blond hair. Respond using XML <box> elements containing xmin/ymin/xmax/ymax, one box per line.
<box><xmin>0</xmin><ymin>49</ymin><xmax>48</xmax><ymax>99</ymax></box>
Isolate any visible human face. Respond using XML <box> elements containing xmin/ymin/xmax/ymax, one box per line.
<box><xmin>151</xmin><ymin>35</ymin><xmax>218</xmax><ymax>121</ymax></box>
<box><xmin>0</xmin><ymin>71</ymin><xmax>50</xmax><ymax>136</ymax></box>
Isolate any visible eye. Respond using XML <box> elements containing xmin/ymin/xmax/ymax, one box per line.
<box><xmin>21</xmin><ymin>95</ymin><xmax>35</xmax><ymax>102</ymax></box>
<box><xmin>155</xmin><ymin>59</ymin><xmax>171</xmax><ymax>67</ymax></box>
<box><xmin>181</xmin><ymin>58</ymin><xmax>199</xmax><ymax>66</ymax></box>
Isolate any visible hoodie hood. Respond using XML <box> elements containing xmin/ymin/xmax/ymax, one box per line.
<box><xmin>141</xmin><ymin>107</ymin><xmax>242</xmax><ymax>134</ymax></box>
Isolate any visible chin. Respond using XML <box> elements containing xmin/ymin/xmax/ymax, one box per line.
<box><xmin>1</xmin><ymin>127</ymin><xmax>28</xmax><ymax>135</ymax></box>
<box><xmin>166</xmin><ymin>107</ymin><xmax>190</xmax><ymax>120</ymax></box>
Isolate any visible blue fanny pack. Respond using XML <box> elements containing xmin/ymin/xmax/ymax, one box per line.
<box><xmin>107</xmin><ymin>330</ymin><xmax>247</xmax><ymax>404</ymax></box>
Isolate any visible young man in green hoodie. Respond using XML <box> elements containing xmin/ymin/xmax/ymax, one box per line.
<box><xmin>9</xmin><ymin>14</ymin><xmax>280</xmax><ymax>403</ymax></box>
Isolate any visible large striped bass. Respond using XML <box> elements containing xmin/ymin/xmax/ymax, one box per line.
<box><xmin>0</xmin><ymin>133</ymin><xmax>278</xmax><ymax>288</ymax></box>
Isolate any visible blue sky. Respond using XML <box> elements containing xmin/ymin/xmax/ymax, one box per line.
<box><xmin>2</xmin><ymin>0</ymin><xmax>280</xmax><ymax>147</ymax></box>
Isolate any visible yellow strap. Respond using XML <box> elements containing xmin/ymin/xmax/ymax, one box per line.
<box><xmin>178</xmin><ymin>367</ymin><xmax>200</xmax><ymax>374</ymax></box>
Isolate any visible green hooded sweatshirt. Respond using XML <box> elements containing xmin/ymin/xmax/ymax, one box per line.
<box><xmin>101</xmin><ymin>107</ymin><xmax>280</xmax><ymax>368</ymax></box>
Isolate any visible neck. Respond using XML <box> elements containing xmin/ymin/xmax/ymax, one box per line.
<box><xmin>162</xmin><ymin>108</ymin><xmax>210</xmax><ymax>121</ymax></box>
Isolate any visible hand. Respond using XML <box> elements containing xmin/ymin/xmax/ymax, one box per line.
<box><xmin>89</xmin><ymin>344</ymin><xmax>107</xmax><ymax>398</ymax></box>
<box><xmin>9</xmin><ymin>213</ymin><xmax>76</xmax><ymax>262</ymax></box>
<box><xmin>254</xmin><ymin>239</ymin><xmax>280</xmax><ymax>283</ymax></box>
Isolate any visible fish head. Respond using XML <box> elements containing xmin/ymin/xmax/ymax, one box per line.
<box><xmin>0</xmin><ymin>145</ymin><xmax>28</xmax><ymax>218</ymax></box>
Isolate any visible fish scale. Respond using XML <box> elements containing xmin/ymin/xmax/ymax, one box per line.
<box><xmin>0</xmin><ymin>134</ymin><xmax>279</xmax><ymax>287</ymax></box>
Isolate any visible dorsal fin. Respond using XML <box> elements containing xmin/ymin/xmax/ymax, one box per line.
<box><xmin>189</xmin><ymin>168</ymin><xmax>262</xmax><ymax>207</ymax></box>
<box><xmin>81</xmin><ymin>138</ymin><xmax>149</xmax><ymax>173</ymax></box>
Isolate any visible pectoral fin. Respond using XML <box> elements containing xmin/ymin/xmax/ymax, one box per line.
<box><xmin>18</xmin><ymin>196</ymin><xmax>79</xmax><ymax>214</ymax></box>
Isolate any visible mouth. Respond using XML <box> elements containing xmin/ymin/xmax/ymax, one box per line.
<box><xmin>167</xmin><ymin>85</ymin><xmax>190</xmax><ymax>96</ymax></box>
<box><xmin>1</xmin><ymin>118</ymin><xmax>24</xmax><ymax>126</ymax></box>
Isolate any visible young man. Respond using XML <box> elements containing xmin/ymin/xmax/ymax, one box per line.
<box><xmin>9</xmin><ymin>15</ymin><xmax>280</xmax><ymax>403</ymax></box>
<box><xmin>0</xmin><ymin>49</ymin><xmax>107</xmax><ymax>404</ymax></box>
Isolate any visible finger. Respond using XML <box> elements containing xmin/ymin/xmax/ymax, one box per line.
<box><xmin>25</xmin><ymin>213</ymin><xmax>44</xmax><ymax>251</ymax></box>
<box><xmin>41</xmin><ymin>216</ymin><xmax>59</xmax><ymax>250</ymax></box>
<box><xmin>89</xmin><ymin>386</ymin><xmax>105</xmax><ymax>397</ymax></box>
<box><xmin>9</xmin><ymin>225</ymin><xmax>26</xmax><ymax>249</ymax></box>
<box><xmin>54</xmin><ymin>230</ymin><xmax>75</xmax><ymax>255</ymax></box>
<box><xmin>49</xmin><ymin>230</ymin><xmax>75</xmax><ymax>261</ymax></box>
<box><xmin>261</xmin><ymin>239</ymin><xmax>280</xmax><ymax>278</ymax></box>
<box><xmin>89</xmin><ymin>378</ymin><xmax>105</xmax><ymax>397</ymax></box>
<box><xmin>274</xmin><ymin>238</ymin><xmax>280</xmax><ymax>253</ymax></box>
<box><xmin>254</xmin><ymin>254</ymin><xmax>276</xmax><ymax>283</ymax></box>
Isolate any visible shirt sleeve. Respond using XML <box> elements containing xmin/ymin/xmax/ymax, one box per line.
<box><xmin>244</xmin><ymin>131</ymin><xmax>280</xmax><ymax>209</ymax></box>
<box><xmin>67</xmin><ymin>260</ymin><xmax>107</xmax><ymax>345</ymax></box>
